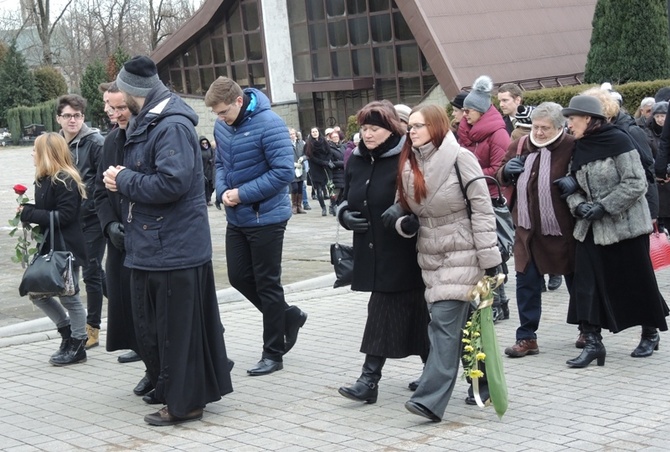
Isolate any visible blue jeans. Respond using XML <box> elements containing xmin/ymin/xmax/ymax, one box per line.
<box><xmin>32</xmin><ymin>267</ymin><xmax>87</xmax><ymax>340</ymax></box>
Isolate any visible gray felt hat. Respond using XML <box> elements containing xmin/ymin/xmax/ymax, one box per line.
<box><xmin>116</xmin><ymin>55</ymin><xmax>161</xmax><ymax>97</ymax></box>
<box><xmin>561</xmin><ymin>95</ymin><xmax>605</xmax><ymax>119</ymax></box>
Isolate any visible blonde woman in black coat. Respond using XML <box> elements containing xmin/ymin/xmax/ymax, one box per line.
<box><xmin>19</xmin><ymin>133</ymin><xmax>88</xmax><ymax>366</ymax></box>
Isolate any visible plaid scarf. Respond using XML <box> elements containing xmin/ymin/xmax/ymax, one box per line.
<box><xmin>516</xmin><ymin>147</ymin><xmax>562</xmax><ymax>236</ymax></box>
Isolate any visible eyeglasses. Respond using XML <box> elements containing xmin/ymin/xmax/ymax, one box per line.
<box><xmin>59</xmin><ymin>113</ymin><xmax>84</xmax><ymax>121</ymax></box>
<box><xmin>407</xmin><ymin>123</ymin><xmax>428</xmax><ymax>133</ymax></box>
<box><xmin>213</xmin><ymin>105</ymin><xmax>233</xmax><ymax>118</ymax></box>
<box><xmin>107</xmin><ymin>105</ymin><xmax>128</xmax><ymax>114</ymax></box>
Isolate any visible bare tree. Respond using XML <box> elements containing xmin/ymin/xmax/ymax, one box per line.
<box><xmin>29</xmin><ymin>0</ymin><xmax>74</xmax><ymax>65</ymax></box>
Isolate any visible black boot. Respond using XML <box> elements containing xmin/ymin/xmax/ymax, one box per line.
<box><xmin>50</xmin><ymin>337</ymin><xmax>87</xmax><ymax>366</ymax></box>
<box><xmin>500</xmin><ymin>300</ymin><xmax>509</xmax><ymax>320</ymax></box>
<box><xmin>566</xmin><ymin>333</ymin><xmax>606</xmax><ymax>368</ymax></box>
<box><xmin>51</xmin><ymin>325</ymin><xmax>71</xmax><ymax>360</ymax></box>
<box><xmin>338</xmin><ymin>355</ymin><xmax>386</xmax><ymax>404</ymax></box>
<box><xmin>631</xmin><ymin>326</ymin><xmax>660</xmax><ymax>358</ymax></box>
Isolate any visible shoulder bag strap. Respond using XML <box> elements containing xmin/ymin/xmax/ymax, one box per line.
<box><xmin>516</xmin><ymin>134</ymin><xmax>527</xmax><ymax>157</ymax></box>
<box><xmin>453</xmin><ymin>157</ymin><xmax>472</xmax><ymax>219</ymax></box>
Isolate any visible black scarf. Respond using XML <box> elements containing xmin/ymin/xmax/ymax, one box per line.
<box><xmin>570</xmin><ymin>124</ymin><xmax>634</xmax><ymax>172</ymax></box>
<box><xmin>231</xmin><ymin>94</ymin><xmax>251</xmax><ymax>127</ymax></box>
<box><xmin>357</xmin><ymin>133</ymin><xmax>401</xmax><ymax>160</ymax></box>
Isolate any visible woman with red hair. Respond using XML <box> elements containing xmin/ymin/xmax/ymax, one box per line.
<box><xmin>394</xmin><ymin>105</ymin><xmax>502</xmax><ymax>422</ymax></box>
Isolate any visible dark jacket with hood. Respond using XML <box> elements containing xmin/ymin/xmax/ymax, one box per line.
<box><xmin>199</xmin><ymin>136</ymin><xmax>215</xmax><ymax>183</ymax></box>
<box><xmin>212</xmin><ymin>88</ymin><xmax>294</xmax><ymax>227</ymax></box>
<box><xmin>114</xmin><ymin>84</ymin><xmax>211</xmax><ymax>271</ymax></box>
<box><xmin>61</xmin><ymin>123</ymin><xmax>104</xmax><ymax>221</ymax></box>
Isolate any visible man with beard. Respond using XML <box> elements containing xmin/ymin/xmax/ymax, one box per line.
<box><xmin>103</xmin><ymin>56</ymin><xmax>232</xmax><ymax>426</ymax></box>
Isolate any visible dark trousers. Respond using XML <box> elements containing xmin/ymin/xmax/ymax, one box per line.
<box><xmin>82</xmin><ymin>217</ymin><xmax>106</xmax><ymax>329</ymax></box>
<box><xmin>515</xmin><ymin>259</ymin><xmax>573</xmax><ymax>340</ymax></box>
<box><xmin>226</xmin><ymin>221</ymin><xmax>289</xmax><ymax>361</ymax></box>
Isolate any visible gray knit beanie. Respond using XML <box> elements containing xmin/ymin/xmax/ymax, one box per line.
<box><xmin>464</xmin><ymin>76</ymin><xmax>493</xmax><ymax>113</ymax></box>
<box><xmin>116</xmin><ymin>56</ymin><xmax>161</xmax><ymax>97</ymax></box>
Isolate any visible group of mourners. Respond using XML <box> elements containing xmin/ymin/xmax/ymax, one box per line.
<box><xmin>333</xmin><ymin>78</ymin><xmax>669</xmax><ymax>423</ymax></box>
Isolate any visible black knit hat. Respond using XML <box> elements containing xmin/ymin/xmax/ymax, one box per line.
<box><xmin>450</xmin><ymin>91</ymin><xmax>468</xmax><ymax>110</ymax></box>
<box><xmin>116</xmin><ymin>56</ymin><xmax>160</xmax><ymax>97</ymax></box>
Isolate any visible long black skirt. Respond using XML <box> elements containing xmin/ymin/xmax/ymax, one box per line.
<box><xmin>360</xmin><ymin>288</ymin><xmax>430</xmax><ymax>359</ymax></box>
<box><xmin>132</xmin><ymin>261</ymin><xmax>233</xmax><ymax>417</ymax></box>
<box><xmin>567</xmin><ymin>230</ymin><xmax>669</xmax><ymax>333</ymax></box>
<box><xmin>105</xmin><ymin>244</ymin><xmax>136</xmax><ymax>352</ymax></box>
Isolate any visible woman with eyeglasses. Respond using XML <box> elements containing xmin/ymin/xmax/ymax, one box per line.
<box><xmin>337</xmin><ymin>100</ymin><xmax>430</xmax><ymax>405</ymax></box>
<box><xmin>394</xmin><ymin>104</ymin><xmax>501</xmax><ymax>422</ymax></box>
<box><xmin>19</xmin><ymin>133</ymin><xmax>88</xmax><ymax>366</ymax></box>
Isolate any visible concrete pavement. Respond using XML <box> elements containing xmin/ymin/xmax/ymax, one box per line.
<box><xmin>1</xmin><ymin>146</ymin><xmax>669</xmax><ymax>450</ymax></box>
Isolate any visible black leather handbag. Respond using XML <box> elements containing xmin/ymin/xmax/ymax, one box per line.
<box><xmin>330</xmin><ymin>221</ymin><xmax>353</xmax><ymax>288</ymax></box>
<box><xmin>19</xmin><ymin>211</ymin><xmax>77</xmax><ymax>299</ymax></box>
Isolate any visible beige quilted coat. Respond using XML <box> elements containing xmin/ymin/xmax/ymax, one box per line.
<box><xmin>397</xmin><ymin>132</ymin><xmax>502</xmax><ymax>304</ymax></box>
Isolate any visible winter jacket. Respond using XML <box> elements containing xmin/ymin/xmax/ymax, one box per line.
<box><xmin>396</xmin><ymin>132</ymin><xmax>501</xmax><ymax>303</ymax></box>
<box><xmin>458</xmin><ymin>106</ymin><xmax>510</xmax><ymax>197</ymax></box>
<box><xmin>328</xmin><ymin>141</ymin><xmax>345</xmax><ymax>189</ymax></box>
<box><xmin>62</xmin><ymin>123</ymin><xmax>104</xmax><ymax>220</ymax></box>
<box><xmin>21</xmin><ymin>174</ymin><xmax>86</xmax><ymax>264</ymax></box>
<box><xmin>567</xmin><ymin>147</ymin><xmax>652</xmax><ymax>246</ymax></box>
<box><xmin>114</xmin><ymin>84</ymin><xmax>212</xmax><ymax>271</ymax></box>
<box><xmin>612</xmin><ymin>111</ymin><xmax>658</xmax><ymax>219</ymax></box>
<box><xmin>94</xmin><ymin>127</ymin><xmax>125</xmax><ymax>235</ymax></box>
<box><xmin>199</xmin><ymin>136</ymin><xmax>215</xmax><ymax>184</ymax></box>
<box><xmin>305</xmin><ymin>136</ymin><xmax>332</xmax><ymax>185</ymax></box>
<box><xmin>496</xmin><ymin>132</ymin><xmax>577</xmax><ymax>275</ymax></box>
<box><xmin>338</xmin><ymin>135</ymin><xmax>424</xmax><ymax>293</ymax></box>
<box><xmin>213</xmin><ymin>88</ymin><xmax>293</xmax><ymax>227</ymax></box>
<box><xmin>292</xmin><ymin>139</ymin><xmax>306</xmax><ymax>183</ymax></box>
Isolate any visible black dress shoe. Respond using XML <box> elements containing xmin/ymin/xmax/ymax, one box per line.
<box><xmin>408</xmin><ymin>378</ymin><xmax>420</xmax><ymax>391</ymax></box>
<box><xmin>547</xmin><ymin>274</ymin><xmax>562</xmax><ymax>291</ymax></box>
<box><xmin>247</xmin><ymin>358</ymin><xmax>283</xmax><ymax>376</ymax></box>
<box><xmin>144</xmin><ymin>406</ymin><xmax>203</xmax><ymax>426</ymax></box>
<box><xmin>133</xmin><ymin>375</ymin><xmax>154</xmax><ymax>396</ymax></box>
<box><xmin>118</xmin><ymin>350</ymin><xmax>142</xmax><ymax>363</ymax></box>
<box><xmin>143</xmin><ymin>389</ymin><xmax>163</xmax><ymax>405</ymax></box>
<box><xmin>285</xmin><ymin>308</ymin><xmax>308</xmax><ymax>354</ymax></box>
<box><xmin>405</xmin><ymin>401</ymin><xmax>441</xmax><ymax>422</ymax></box>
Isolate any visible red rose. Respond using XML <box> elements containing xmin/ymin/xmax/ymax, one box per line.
<box><xmin>13</xmin><ymin>184</ymin><xmax>28</xmax><ymax>195</ymax></box>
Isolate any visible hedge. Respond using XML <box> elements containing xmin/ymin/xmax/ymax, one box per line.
<box><xmin>6</xmin><ymin>99</ymin><xmax>57</xmax><ymax>144</ymax></box>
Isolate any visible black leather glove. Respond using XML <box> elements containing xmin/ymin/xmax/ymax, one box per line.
<box><xmin>485</xmin><ymin>267</ymin><xmax>498</xmax><ymax>277</ymax></box>
<box><xmin>502</xmin><ymin>157</ymin><xmax>525</xmax><ymax>182</ymax></box>
<box><xmin>583</xmin><ymin>202</ymin><xmax>606</xmax><ymax>220</ymax></box>
<box><xmin>553</xmin><ymin>176</ymin><xmax>579</xmax><ymax>199</ymax></box>
<box><xmin>400</xmin><ymin>214</ymin><xmax>420</xmax><ymax>235</ymax></box>
<box><xmin>328</xmin><ymin>160</ymin><xmax>336</xmax><ymax>169</ymax></box>
<box><xmin>342</xmin><ymin>210</ymin><xmax>369</xmax><ymax>233</ymax></box>
<box><xmin>106</xmin><ymin>221</ymin><xmax>125</xmax><ymax>251</ymax></box>
<box><xmin>575</xmin><ymin>202</ymin><xmax>591</xmax><ymax>218</ymax></box>
<box><xmin>381</xmin><ymin>203</ymin><xmax>406</xmax><ymax>229</ymax></box>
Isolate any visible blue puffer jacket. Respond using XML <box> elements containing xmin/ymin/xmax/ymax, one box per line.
<box><xmin>213</xmin><ymin>88</ymin><xmax>293</xmax><ymax>227</ymax></box>
<box><xmin>115</xmin><ymin>84</ymin><xmax>212</xmax><ymax>271</ymax></box>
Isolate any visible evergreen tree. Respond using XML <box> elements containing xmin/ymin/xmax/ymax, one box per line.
<box><xmin>0</xmin><ymin>44</ymin><xmax>38</xmax><ymax>125</ymax></box>
<box><xmin>585</xmin><ymin>0</ymin><xmax>670</xmax><ymax>83</ymax></box>
<box><xmin>34</xmin><ymin>66</ymin><xmax>68</xmax><ymax>102</ymax></box>
<box><xmin>81</xmin><ymin>60</ymin><xmax>109</xmax><ymax>128</ymax></box>
<box><xmin>106</xmin><ymin>47</ymin><xmax>131</xmax><ymax>80</ymax></box>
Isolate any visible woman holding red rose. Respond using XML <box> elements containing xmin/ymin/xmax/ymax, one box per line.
<box><xmin>19</xmin><ymin>133</ymin><xmax>88</xmax><ymax>366</ymax></box>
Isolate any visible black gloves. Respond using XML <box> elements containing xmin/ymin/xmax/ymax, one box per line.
<box><xmin>381</xmin><ymin>203</ymin><xmax>406</xmax><ymax>229</ymax></box>
<box><xmin>584</xmin><ymin>202</ymin><xmax>606</xmax><ymax>220</ymax></box>
<box><xmin>341</xmin><ymin>210</ymin><xmax>369</xmax><ymax>233</ymax></box>
<box><xmin>553</xmin><ymin>176</ymin><xmax>579</xmax><ymax>199</ymax></box>
<box><xmin>106</xmin><ymin>221</ymin><xmax>125</xmax><ymax>251</ymax></box>
<box><xmin>328</xmin><ymin>160</ymin><xmax>336</xmax><ymax>169</ymax></box>
<box><xmin>502</xmin><ymin>157</ymin><xmax>525</xmax><ymax>182</ymax></box>
<box><xmin>485</xmin><ymin>267</ymin><xmax>498</xmax><ymax>277</ymax></box>
<box><xmin>400</xmin><ymin>214</ymin><xmax>420</xmax><ymax>235</ymax></box>
<box><xmin>575</xmin><ymin>203</ymin><xmax>591</xmax><ymax>218</ymax></box>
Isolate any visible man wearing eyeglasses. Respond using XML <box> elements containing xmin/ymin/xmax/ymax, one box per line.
<box><xmin>56</xmin><ymin>94</ymin><xmax>106</xmax><ymax>351</ymax></box>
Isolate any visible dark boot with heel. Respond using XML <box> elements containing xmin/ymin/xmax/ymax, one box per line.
<box><xmin>51</xmin><ymin>325</ymin><xmax>72</xmax><ymax>361</ymax></box>
<box><xmin>566</xmin><ymin>332</ymin><xmax>605</xmax><ymax>368</ymax></box>
<box><xmin>50</xmin><ymin>337</ymin><xmax>87</xmax><ymax>366</ymax></box>
<box><xmin>631</xmin><ymin>326</ymin><xmax>660</xmax><ymax>358</ymax></box>
<box><xmin>338</xmin><ymin>355</ymin><xmax>385</xmax><ymax>404</ymax></box>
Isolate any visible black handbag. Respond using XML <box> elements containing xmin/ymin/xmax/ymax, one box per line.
<box><xmin>18</xmin><ymin>211</ymin><xmax>77</xmax><ymax>299</ymax></box>
<box><xmin>454</xmin><ymin>161</ymin><xmax>515</xmax><ymax>262</ymax></box>
<box><xmin>330</xmin><ymin>222</ymin><xmax>353</xmax><ymax>288</ymax></box>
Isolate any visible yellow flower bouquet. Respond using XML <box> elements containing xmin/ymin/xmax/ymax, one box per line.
<box><xmin>463</xmin><ymin>273</ymin><xmax>508</xmax><ymax>418</ymax></box>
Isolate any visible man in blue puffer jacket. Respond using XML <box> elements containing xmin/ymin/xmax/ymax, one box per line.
<box><xmin>206</xmin><ymin>77</ymin><xmax>308</xmax><ymax>376</ymax></box>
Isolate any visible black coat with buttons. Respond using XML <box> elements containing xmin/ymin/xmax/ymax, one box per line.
<box><xmin>340</xmin><ymin>134</ymin><xmax>424</xmax><ymax>293</ymax></box>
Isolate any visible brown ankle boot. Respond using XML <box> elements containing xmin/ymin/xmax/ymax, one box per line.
<box><xmin>85</xmin><ymin>324</ymin><xmax>99</xmax><ymax>349</ymax></box>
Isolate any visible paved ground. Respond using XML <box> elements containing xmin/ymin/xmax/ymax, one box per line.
<box><xmin>1</xmin><ymin>145</ymin><xmax>669</xmax><ymax>451</ymax></box>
